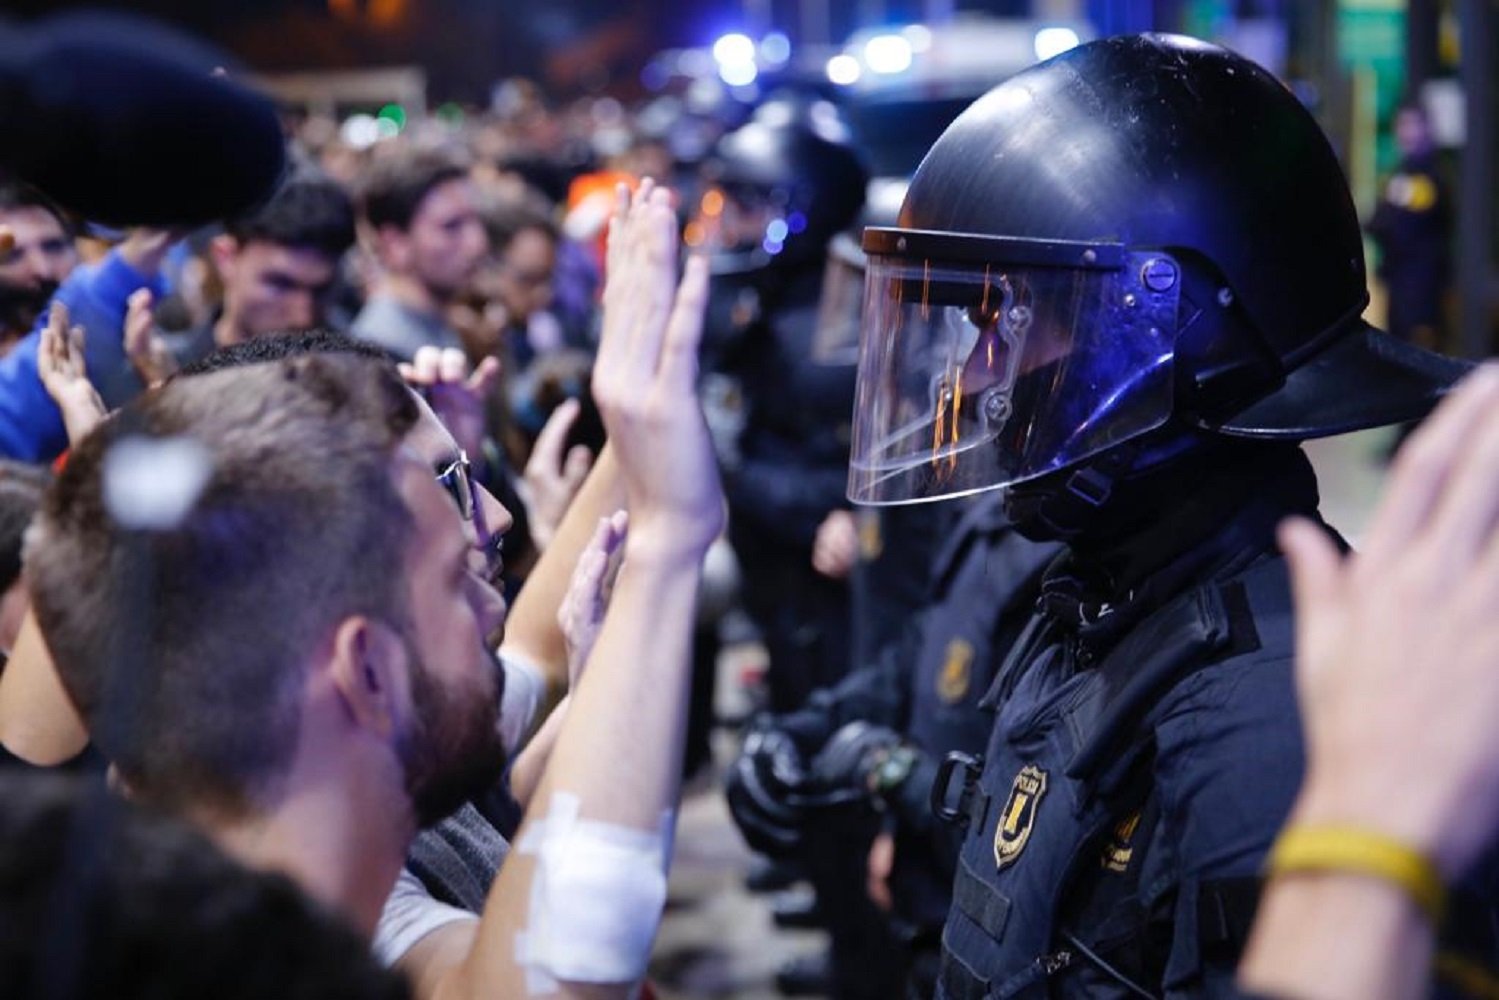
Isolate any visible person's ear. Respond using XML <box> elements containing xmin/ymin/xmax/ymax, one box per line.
<box><xmin>327</xmin><ymin>616</ymin><xmax>411</xmax><ymax>740</ymax></box>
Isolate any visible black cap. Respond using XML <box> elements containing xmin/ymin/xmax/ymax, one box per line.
<box><xmin>0</xmin><ymin>13</ymin><xmax>285</xmax><ymax>227</ymax></box>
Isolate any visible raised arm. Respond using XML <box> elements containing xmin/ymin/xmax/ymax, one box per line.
<box><xmin>1240</xmin><ymin>365</ymin><xmax>1499</xmax><ymax>1000</ymax></box>
<box><xmin>421</xmin><ymin>181</ymin><xmax>717</xmax><ymax>1000</ymax></box>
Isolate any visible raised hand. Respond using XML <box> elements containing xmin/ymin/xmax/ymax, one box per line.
<box><xmin>37</xmin><ymin>302</ymin><xmax>107</xmax><ymax>446</ymax></box>
<box><xmin>124</xmin><ymin>289</ymin><xmax>178</xmax><ymax>388</ymax></box>
<box><xmin>519</xmin><ymin>398</ymin><xmax>594</xmax><ymax>551</ymax></box>
<box><xmin>399</xmin><ymin>345</ymin><xmax>501</xmax><ymax>463</ymax></box>
<box><xmin>557</xmin><ymin>510</ymin><xmax>628</xmax><ymax>691</ymax></box>
<box><xmin>591</xmin><ymin>180</ymin><xmax>722</xmax><ymax>556</ymax></box>
<box><xmin>1280</xmin><ymin>364</ymin><xmax>1499</xmax><ymax>879</ymax></box>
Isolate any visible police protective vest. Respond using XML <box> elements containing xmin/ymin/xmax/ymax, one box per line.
<box><xmin>889</xmin><ymin>500</ymin><xmax>1058</xmax><ymax>936</ymax></box>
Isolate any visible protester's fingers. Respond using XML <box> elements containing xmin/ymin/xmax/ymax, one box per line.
<box><xmin>599</xmin><ymin>510</ymin><xmax>628</xmax><ymax>603</ymax></box>
<box><xmin>576</xmin><ymin>516</ymin><xmax>616</xmax><ymax>596</ymax></box>
<box><xmin>125</xmin><ymin>288</ymin><xmax>153</xmax><ymax>337</ymax></box>
<box><xmin>38</xmin><ymin>314</ymin><xmax>61</xmax><ymax>376</ymax></box>
<box><xmin>1363</xmin><ymin>366</ymin><xmax>1499</xmax><ymax>564</ymax></box>
<box><xmin>528</xmin><ymin>399</ymin><xmax>581</xmax><ymax>472</ymax></box>
<box><xmin>437</xmin><ymin>347</ymin><xmax>469</xmax><ymax>385</ymax></box>
<box><xmin>1423</xmin><ymin>391</ymin><xmax>1499</xmax><ymax>568</ymax></box>
<box><xmin>659</xmin><ymin>254</ymin><xmax>710</xmax><ymax>385</ymax></box>
<box><xmin>561</xmin><ymin>443</ymin><xmax>593</xmax><ymax>487</ymax></box>
<box><xmin>408</xmin><ymin>345</ymin><xmax>442</xmax><ymax>385</ymax></box>
<box><xmin>604</xmin><ymin>182</ymin><xmax>631</xmax><ymax>282</ymax></box>
<box><xmin>626</xmin><ymin>189</ymin><xmax>680</xmax><ymax>373</ymax></box>
<box><xmin>67</xmin><ymin>325</ymin><xmax>88</xmax><ymax>378</ymax></box>
<box><xmin>1278</xmin><ymin>517</ymin><xmax>1345</xmax><ymax>680</ymax></box>
<box><xmin>602</xmin><ymin>509</ymin><xmax>629</xmax><ymax>552</ymax></box>
<box><xmin>597</xmin><ymin>185</ymin><xmax>652</xmax><ymax>378</ymax></box>
<box><xmin>467</xmin><ymin>356</ymin><xmax>502</xmax><ymax>397</ymax></box>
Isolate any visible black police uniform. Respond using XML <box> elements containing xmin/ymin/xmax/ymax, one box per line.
<box><xmin>934</xmin><ymin>449</ymin><xmax>1311</xmax><ymax>998</ymax></box>
<box><xmin>730</xmin><ymin>495</ymin><xmax>1059</xmax><ymax>997</ymax></box>
<box><xmin>720</xmin><ymin>268</ymin><xmax>860</xmax><ymax>713</ymax></box>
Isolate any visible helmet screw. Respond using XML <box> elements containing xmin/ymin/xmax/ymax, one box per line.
<box><xmin>1216</xmin><ymin>287</ymin><xmax>1235</xmax><ymax>307</ymax></box>
<box><xmin>982</xmin><ymin>391</ymin><xmax>1012</xmax><ymax>424</ymax></box>
<box><xmin>1081</xmin><ymin>249</ymin><xmax>1098</xmax><ymax>264</ymax></box>
<box><xmin>1006</xmin><ymin>305</ymin><xmax>1032</xmax><ymax>331</ymax></box>
<box><xmin>1122</xmin><ymin>293</ymin><xmax>1138</xmax><ymax>308</ymax></box>
<box><xmin>896</xmin><ymin>237</ymin><xmax>907</xmax><ymax>252</ymax></box>
<box><xmin>1141</xmin><ymin>258</ymin><xmax>1178</xmax><ymax>291</ymax></box>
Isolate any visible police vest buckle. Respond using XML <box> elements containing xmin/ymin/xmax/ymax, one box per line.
<box><xmin>932</xmin><ymin>751</ymin><xmax>985</xmax><ymax>828</ymax></box>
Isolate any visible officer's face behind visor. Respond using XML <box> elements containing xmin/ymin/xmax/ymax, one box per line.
<box><xmin>848</xmin><ymin>230</ymin><xmax>1183</xmax><ymax>505</ymax></box>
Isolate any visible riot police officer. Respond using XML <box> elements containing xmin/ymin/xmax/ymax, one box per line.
<box><xmin>728</xmin><ymin>494</ymin><xmax>1059</xmax><ymax>997</ymax></box>
<box><xmin>701</xmin><ymin>94</ymin><xmax>875</xmax><ymax>996</ymax></box>
<box><xmin>701</xmin><ymin>93</ymin><xmax>870</xmax><ymax>715</ymax></box>
<box><xmin>844</xmin><ymin>35</ymin><xmax>1483</xmax><ymax>998</ymax></box>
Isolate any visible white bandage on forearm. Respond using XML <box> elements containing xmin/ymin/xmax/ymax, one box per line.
<box><xmin>515</xmin><ymin>792</ymin><xmax>672</xmax><ymax>993</ymax></box>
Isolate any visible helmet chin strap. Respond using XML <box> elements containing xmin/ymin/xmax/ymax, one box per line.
<box><xmin>1005</xmin><ymin>445</ymin><xmax>1137</xmax><ymax>543</ymax></box>
<box><xmin>1003</xmin><ymin>429</ymin><xmax>1219</xmax><ymax>543</ymax></box>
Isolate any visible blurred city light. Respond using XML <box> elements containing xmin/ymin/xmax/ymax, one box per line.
<box><xmin>713</xmin><ymin>31</ymin><xmax>758</xmax><ymax>87</ymax></box>
<box><xmin>864</xmin><ymin>34</ymin><xmax>914</xmax><ymax>75</ymax></box>
<box><xmin>712</xmin><ymin>33</ymin><xmax>756</xmax><ymax>67</ymax></box>
<box><xmin>826</xmin><ymin>53</ymin><xmax>862</xmax><ymax>85</ymax></box>
<box><xmin>903</xmin><ymin>25</ymin><xmax>933</xmax><ymax>53</ymax></box>
<box><xmin>1034</xmin><ymin>26</ymin><xmax>1081</xmax><ymax>62</ymax></box>
<box><xmin>719</xmin><ymin>61</ymin><xmax>758</xmax><ymax>86</ymax></box>
<box><xmin>760</xmin><ymin>32</ymin><xmax>791</xmax><ymax>65</ymax></box>
<box><xmin>376</xmin><ymin>102</ymin><xmax>406</xmax><ymax>132</ymax></box>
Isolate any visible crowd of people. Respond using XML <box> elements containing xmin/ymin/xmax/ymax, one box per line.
<box><xmin>0</xmin><ymin>13</ymin><xmax>1497</xmax><ymax>1000</ymax></box>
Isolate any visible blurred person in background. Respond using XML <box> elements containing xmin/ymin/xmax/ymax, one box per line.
<box><xmin>354</xmin><ymin>147</ymin><xmax>488</xmax><ymax>360</ymax></box>
<box><xmin>467</xmin><ymin>192</ymin><xmax>564</xmax><ymax>374</ymax></box>
<box><xmin>1368</xmin><ymin>102</ymin><xmax>1451</xmax><ymax>352</ymax></box>
<box><xmin>163</xmin><ymin>171</ymin><xmax>357</xmax><ymax>369</ymax></box>
<box><xmin>0</xmin><ymin>196</ymin><xmax>174</xmax><ymax>462</ymax></box>
<box><xmin>0</xmin><ymin>461</ymin><xmax>48</xmax><ymax>669</ymax></box>
<box><xmin>0</xmin><ymin>183</ymin><xmax>78</xmax><ymax>354</ymax></box>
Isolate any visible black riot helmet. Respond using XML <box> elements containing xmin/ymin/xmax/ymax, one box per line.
<box><xmin>848</xmin><ymin>34</ymin><xmax>1469</xmax><ymax>508</ymax></box>
<box><xmin>700</xmin><ymin>92</ymin><xmax>869</xmax><ymax>276</ymax></box>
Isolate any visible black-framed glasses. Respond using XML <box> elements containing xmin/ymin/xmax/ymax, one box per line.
<box><xmin>435</xmin><ymin>451</ymin><xmax>476</xmax><ymax>522</ymax></box>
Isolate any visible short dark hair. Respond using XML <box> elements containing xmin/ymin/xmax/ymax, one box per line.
<box><xmin>225</xmin><ymin>172</ymin><xmax>355</xmax><ymax>259</ymax></box>
<box><xmin>359</xmin><ymin>148</ymin><xmax>470</xmax><ymax>232</ymax></box>
<box><xmin>0</xmin><ymin>181</ymin><xmax>69</xmax><ymax>232</ymax></box>
<box><xmin>0</xmin><ymin>461</ymin><xmax>50</xmax><ymax>594</ymax></box>
<box><xmin>482</xmin><ymin>191</ymin><xmax>558</xmax><ymax>254</ymax></box>
<box><xmin>28</xmin><ymin>354</ymin><xmax>420</xmax><ymax>819</ymax></box>
<box><xmin>0</xmin><ymin>770</ymin><xmax>409</xmax><ymax>999</ymax></box>
<box><xmin>177</xmin><ymin>328</ymin><xmax>396</xmax><ymax>378</ymax></box>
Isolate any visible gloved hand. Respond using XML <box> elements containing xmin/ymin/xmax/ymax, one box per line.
<box><xmin>810</xmin><ymin>721</ymin><xmax>908</xmax><ymax>797</ymax></box>
<box><xmin>725</xmin><ymin>719</ymin><xmax>815</xmax><ymax>857</ymax></box>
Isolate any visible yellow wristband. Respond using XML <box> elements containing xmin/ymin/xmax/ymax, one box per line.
<box><xmin>1266</xmin><ymin>826</ymin><xmax>1446</xmax><ymax>925</ymax></box>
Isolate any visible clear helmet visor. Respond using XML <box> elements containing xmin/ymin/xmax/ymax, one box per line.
<box><xmin>848</xmin><ymin>232</ymin><xmax>1182</xmax><ymax>505</ymax></box>
<box><xmin>810</xmin><ymin>231</ymin><xmax>866</xmax><ymax>365</ymax></box>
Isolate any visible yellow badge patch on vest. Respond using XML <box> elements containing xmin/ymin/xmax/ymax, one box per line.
<box><xmin>1102</xmin><ymin>811</ymin><xmax>1142</xmax><ymax>873</ymax></box>
<box><xmin>994</xmin><ymin>765</ymin><xmax>1048</xmax><ymax>869</ymax></box>
<box><xmin>937</xmin><ymin>638</ymin><xmax>975</xmax><ymax>704</ymax></box>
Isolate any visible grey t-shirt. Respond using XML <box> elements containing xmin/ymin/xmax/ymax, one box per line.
<box><xmin>352</xmin><ymin>295</ymin><xmax>463</xmax><ymax>361</ymax></box>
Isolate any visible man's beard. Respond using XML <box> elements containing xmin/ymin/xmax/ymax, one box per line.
<box><xmin>0</xmin><ymin>279</ymin><xmax>58</xmax><ymax>337</ymax></box>
<box><xmin>399</xmin><ymin>642</ymin><xmax>509</xmax><ymax>829</ymax></box>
